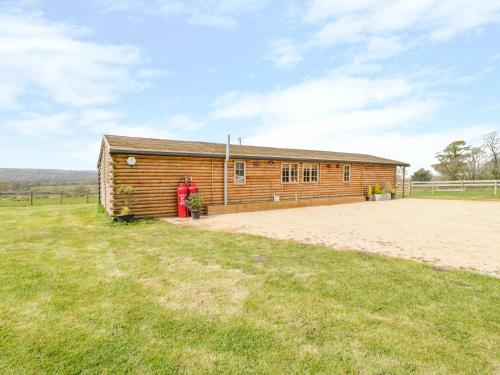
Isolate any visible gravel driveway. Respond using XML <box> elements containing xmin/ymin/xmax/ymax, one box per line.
<box><xmin>169</xmin><ymin>199</ymin><xmax>500</xmax><ymax>277</ymax></box>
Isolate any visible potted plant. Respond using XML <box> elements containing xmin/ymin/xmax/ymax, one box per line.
<box><xmin>186</xmin><ymin>193</ymin><xmax>202</xmax><ymax>220</ymax></box>
<box><xmin>383</xmin><ymin>183</ymin><xmax>393</xmax><ymax>201</ymax></box>
<box><xmin>373</xmin><ymin>184</ymin><xmax>382</xmax><ymax>201</ymax></box>
<box><xmin>115</xmin><ymin>185</ymin><xmax>136</xmax><ymax>222</ymax></box>
<box><xmin>366</xmin><ymin>185</ymin><xmax>373</xmax><ymax>201</ymax></box>
<box><xmin>390</xmin><ymin>187</ymin><xmax>397</xmax><ymax>200</ymax></box>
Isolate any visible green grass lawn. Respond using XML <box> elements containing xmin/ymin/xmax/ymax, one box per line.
<box><xmin>410</xmin><ymin>188</ymin><xmax>499</xmax><ymax>201</ymax></box>
<box><xmin>0</xmin><ymin>205</ymin><xmax>499</xmax><ymax>374</ymax></box>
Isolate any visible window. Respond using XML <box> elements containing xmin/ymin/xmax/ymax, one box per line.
<box><xmin>282</xmin><ymin>163</ymin><xmax>299</xmax><ymax>183</ymax></box>
<box><xmin>303</xmin><ymin>164</ymin><xmax>318</xmax><ymax>183</ymax></box>
<box><xmin>234</xmin><ymin>161</ymin><xmax>246</xmax><ymax>184</ymax></box>
<box><xmin>343</xmin><ymin>165</ymin><xmax>351</xmax><ymax>182</ymax></box>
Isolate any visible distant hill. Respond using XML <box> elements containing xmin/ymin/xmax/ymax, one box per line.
<box><xmin>0</xmin><ymin>168</ymin><xmax>97</xmax><ymax>189</ymax></box>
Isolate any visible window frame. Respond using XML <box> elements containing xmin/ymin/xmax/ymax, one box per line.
<box><xmin>343</xmin><ymin>164</ymin><xmax>351</xmax><ymax>183</ymax></box>
<box><xmin>302</xmin><ymin>164</ymin><xmax>319</xmax><ymax>183</ymax></box>
<box><xmin>234</xmin><ymin>160</ymin><xmax>246</xmax><ymax>185</ymax></box>
<box><xmin>281</xmin><ymin>162</ymin><xmax>299</xmax><ymax>184</ymax></box>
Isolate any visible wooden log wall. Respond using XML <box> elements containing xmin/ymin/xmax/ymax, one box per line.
<box><xmin>362</xmin><ymin>164</ymin><xmax>397</xmax><ymax>194</ymax></box>
<box><xmin>109</xmin><ymin>153</ymin><xmax>398</xmax><ymax>218</ymax></box>
<box><xmin>98</xmin><ymin>140</ymin><xmax>114</xmax><ymax>215</ymax></box>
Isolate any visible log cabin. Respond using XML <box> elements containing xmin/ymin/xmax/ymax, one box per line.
<box><xmin>98</xmin><ymin>134</ymin><xmax>409</xmax><ymax>218</ymax></box>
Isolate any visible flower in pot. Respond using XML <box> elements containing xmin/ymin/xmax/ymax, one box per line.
<box><xmin>116</xmin><ymin>185</ymin><xmax>136</xmax><ymax>222</ymax></box>
<box><xmin>373</xmin><ymin>184</ymin><xmax>382</xmax><ymax>201</ymax></box>
<box><xmin>186</xmin><ymin>193</ymin><xmax>202</xmax><ymax>220</ymax></box>
<box><xmin>382</xmin><ymin>183</ymin><xmax>393</xmax><ymax>201</ymax></box>
<box><xmin>366</xmin><ymin>185</ymin><xmax>373</xmax><ymax>201</ymax></box>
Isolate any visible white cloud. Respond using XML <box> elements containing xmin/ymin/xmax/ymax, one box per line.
<box><xmin>213</xmin><ymin>71</ymin><xmax>425</xmax><ymax>122</ymax></box>
<box><xmin>98</xmin><ymin>0</ymin><xmax>268</xmax><ymax>28</ymax></box>
<box><xmin>267</xmin><ymin>39</ymin><xmax>304</xmax><ymax>69</ymax></box>
<box><xmin>4</xmin><ymin>107</ymin><xmax>207</xmax><ymax>146</ymax></box>
<box><xmin>77</xmin><ymin>109</ymin><xmax>175</xmax><ymax>139</ymax></box>
<box><xmin>0</xmin><ymin>11</ymin><xmax>160</xmax><ymax>108</ymax></box>
<box><xmin>210</xmin><ymin>69</ymin><xmax>461</xmax><ymax>170</ymax></box>
<box><xmin>279</xmin><ymin>0</ymin><xmax>500</xmax><ymax>68</ymax></box>
<box><xmin>64</xmin><ymin>140</ymin><xmax>103</xmax><ymax>165</ymax></box>
<box><xmin>305</xmin><ymin>0</ymin><xmax>500</xmax><ymax>47</ymax></box>
<box><xmin>354</xmin><ymin>36</ymin><xmax>405</xmax><ymax>63</ymax></box>
<box><xmin>166</xmin><ymin>114</ymin><xmax>206</xmax><ymax>131</ymax></box>
<box><xmin>6</xmin><ymin>112</ymin><xmax>76</xmax><ymax>136</ymax></box>
<box><xmin>211</xmin><ymin>66</ymin><xmax>500</xmax><ymax>170</ymax></box>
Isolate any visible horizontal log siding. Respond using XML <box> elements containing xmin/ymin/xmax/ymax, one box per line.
<box><xmin>362</xmin><ymin>164</ymin><xmax>397</xmax><ymax>194</ymax></box>
<box><xmin>112</xmin><ymin>155</ymin><xmax>220</xmax><ymax>218</ymax></box>
<box><xmin>110</xmin><ymin>154</ymin><xmax>397</xmax><ymax>218</ymax></box>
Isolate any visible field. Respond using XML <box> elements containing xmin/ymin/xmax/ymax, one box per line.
<box><xmin>0</xmin><ymin>184</ymin><xmax>98</xmax><ymax>207</ymax></box>
<box><xmin>0</xmin><ymin>194</ymin><xmax>99</xmax><ymax>207</ymax></box>
<box><xmin>410</xmin><ymin>188</ymin><xmax>499</xmax><ymax>200</ymax></box>
<box><xmin>0</xmin><ymin>204</ymin><xmax>498</xmax><ymax>374</ymax></box>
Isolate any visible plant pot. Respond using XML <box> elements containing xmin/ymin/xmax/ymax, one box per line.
<box><xmin>190</xmin><ymin>209</ymin><xmax>200</xmax><ymax>220</ymax></box>
<box><xmin>383</xmin><ymin>193</ymin><xmax>391</xmax><ymax>201</ymax></box>
<box><xmin>115</xmin><ymin>214</ymin><xmax>134</xmax><ymax>223</ymax></box>
<box><xmin>391</xmin><ymin>192</ymin><xmax>397</xmax><ymax>200</ymax></box>
<box><xmin>373</xmin><ymin>194</ymin><xmax>382</xmax><ymax>201</ymax></box>
<box><xmin>365</xmin><ymin>195</ymin><xmax>371</xmax><ymax>201</ymax></box>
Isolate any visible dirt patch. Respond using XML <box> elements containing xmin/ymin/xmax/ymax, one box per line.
<box><xmin>168</xmin><ymin>199</ymin><xmax>500</xmax><ymax>278</ymax></box>
<box><xmin>139</xmin><ymin>257</ymin><xmax>254</xmax><ymax>316</ymax></box>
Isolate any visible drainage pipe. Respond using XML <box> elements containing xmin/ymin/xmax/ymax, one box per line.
<box><xmin>224</xmin><ymin>135</ymin><xmax>230</xmax><ymax>206</ymax></box>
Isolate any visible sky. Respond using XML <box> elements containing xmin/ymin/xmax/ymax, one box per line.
<box><xmin>1</xmin><ymin>0</ymin><xmax>499</xmax><ymax>172</ymax></box>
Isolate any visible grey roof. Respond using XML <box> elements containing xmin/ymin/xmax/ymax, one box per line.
<box><xmin>103</xmin><ymin>134</ymin><xmax>409</xmax><ymax>166</ymax></box>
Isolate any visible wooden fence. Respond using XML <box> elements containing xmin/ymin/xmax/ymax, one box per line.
<box><xmin>397</xmin><ymin>182</ymin><xmax>411</xmax><ymax>197</ymax></box>
<box><xmin>410</xmin><ymin>180</ymin><xmax>499</xmax><ymax>195</ymax></box>
<box><xmin>0</xmin><ymin>190</ymin><xmax>99</xmax><ymax>207</ymax></box>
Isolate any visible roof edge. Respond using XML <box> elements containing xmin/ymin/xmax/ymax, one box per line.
<box><xmin>109</xmin><ymin>148</ymin><xmax>410</xmax><ymax>167</ymax></box>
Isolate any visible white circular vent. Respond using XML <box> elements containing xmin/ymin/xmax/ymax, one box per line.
<box><xmin>127</xmin><ymin>156</ymin><xmax>137</xmax><ymax>166</ymax></box>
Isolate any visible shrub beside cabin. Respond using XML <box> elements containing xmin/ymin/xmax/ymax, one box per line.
<box><xmin>98</xmin><ymin>135</ymin><xmax>409</xmax><ymax>218</ymax></box>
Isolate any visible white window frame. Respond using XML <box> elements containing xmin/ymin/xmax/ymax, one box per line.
<box><xmin>281</xmin><ymin>163</ymin><xmax>299</xmax><ymax>184</ymax></box>
<box><xmin>303</xmin><ymin>164</ymin><xmax>319</xmax><ymax>183</ymax></box>
<box><xmin>343</xmin><ymin>164</ymin><xmax>351</xmax><ymax>183</ymax></box>
<box><xmin>234</xmin><ymin>161</ymin><xmax>246</xmax><ymax>184</ymax></box>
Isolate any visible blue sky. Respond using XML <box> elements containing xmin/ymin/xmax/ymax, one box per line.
<box><xmin>1</xmin><ymin>0</ymin><xmax>499</xmax><ymax>172</ymax></box>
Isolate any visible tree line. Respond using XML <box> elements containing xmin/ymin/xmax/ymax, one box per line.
<box><xmin>412</xmin><ymin>131</ymin><xmax>499</xmax><ymax>181</ymax></box>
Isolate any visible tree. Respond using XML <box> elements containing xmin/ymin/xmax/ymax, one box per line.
<box><xmin>483</xmin><ymin>132</ymin><xmax>499</xmax><ymax>179</ymax></box>
<box><xmin>432</xmin><ymin>140</ymin><xmax>470</xmax><ymax>180</ymax></box>
<box><xmin>0</xmin><ymin>180</ymin><xmax>10</xmax><ymax>192</ymax></box>
<box><xmin>464</xmin><ymin>146</ymin><xmax>485</xmax><ymax>180</ymax></box>
<box><xmin>411</xmin><ymin>168</ymin><xmax>433</xmax><ymax>181</ymax></box>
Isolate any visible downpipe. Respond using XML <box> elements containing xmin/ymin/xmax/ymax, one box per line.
<box><xmin>224</xmin><ymin>135</ymin><xmax>230</xmax><ymax>206</ymax></box>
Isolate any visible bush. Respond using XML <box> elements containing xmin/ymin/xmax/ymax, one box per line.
<box><xmin>186</xmin><ymin>193</ymin><xmax>202</xmax><ymax>210</ymax></box>
<box><xmin>373</xmin><ymin>184</ymin><xmax>382</xmax><ymax>194</ymax></box>
<box><xmin>116</xmin><ymin>185</ymin><xmax>136</xmax><ymax>214</ymax></box>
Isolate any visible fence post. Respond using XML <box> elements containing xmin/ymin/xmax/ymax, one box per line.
<box><xmin>30</xmin><ymin>190</ymin><xmax>33</xmax><ymax>206</ymax></box>
<box><xmin>495</xmin><ymin>180</ymin><xmax>498</xmax><ymax>196</ymax></box>
<box><xmin>432</xmin><ymin>182</ymin><xmax>435</xmax><ymax>194</ymax></box>
<box><xmin>86</xmin><ymin>192</ymin><xmax>89</xmax><ymax>204</ymax></box>
<box><xmin>461</xmin><ymin>181</ymin><xmax>464</xmax><ymax>194</ymax></box>
<box><xmin>60</xmin><ymin>191</ymin><xmax>63</xmax><ymax>205</ymax></box>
